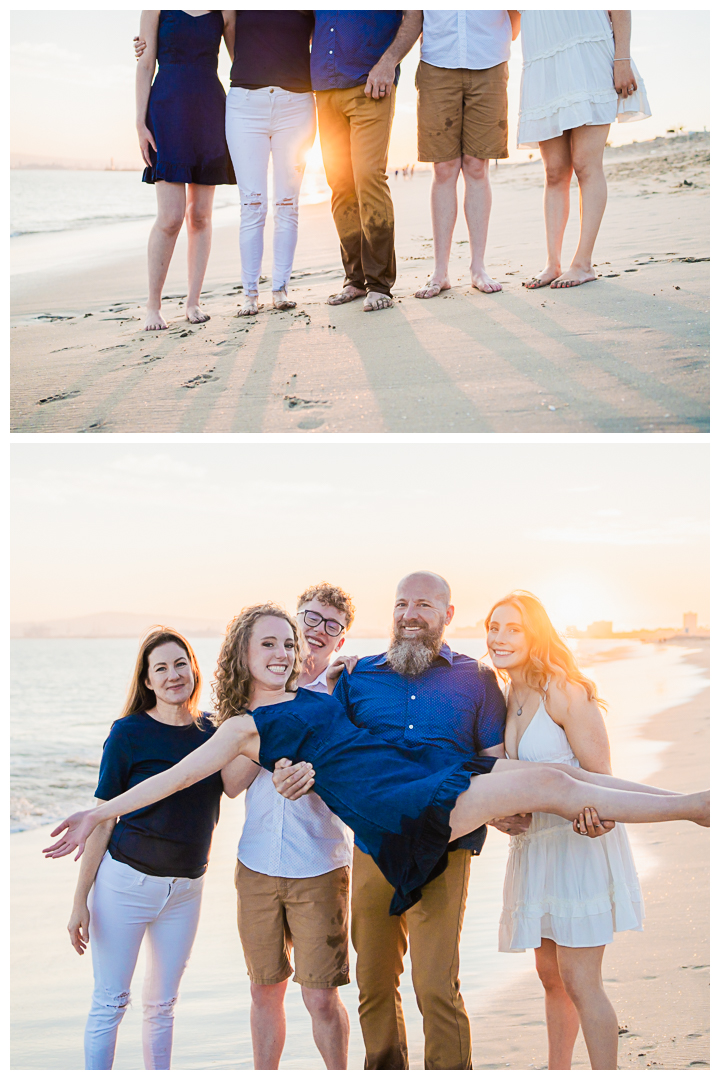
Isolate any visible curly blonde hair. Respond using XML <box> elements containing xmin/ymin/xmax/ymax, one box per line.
<box><xmin>485</xmin><ymin>590</ymin><xmax>606</xmax><ymax>708</ymax></box>
<box><xmin>212</xmin><ymin>603</ymin><xmax>304</xmax><ymax>724</ymax></box>
<box><xmin>297</xmin><ymin>581</ymin><xmax>355</xmax><ymax>630</ymax></box>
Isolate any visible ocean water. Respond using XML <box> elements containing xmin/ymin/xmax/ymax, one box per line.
<box><xmin>10</xmin><ymin>166</ymin><xmax>330</xmax><ymax>239</ymax></box>
<box><xmin>10</xmin><ymin>636</ymin><xmax>707</xmax><ymax>833</ymax></box>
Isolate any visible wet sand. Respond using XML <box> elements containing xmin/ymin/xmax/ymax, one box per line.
<box><xmin>11</xmin><ymin>134</ymin><xmax>709</xmax><ymax>434</ymax></box>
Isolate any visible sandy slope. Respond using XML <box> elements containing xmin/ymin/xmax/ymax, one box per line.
<box><xmin>10</xmin><ymin>135</ymin><xmax>709</xmax><ymax>434</ymax></box>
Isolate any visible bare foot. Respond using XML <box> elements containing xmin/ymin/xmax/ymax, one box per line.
<box><xmin>327</xmin><ymin>285</ymin><xmax>366</xmax><ymax>306</ymax></box>
<box><xmin>237</xmin><ymin>295</ymin><xmax>261</xmax><ymax>316</ymax></box>
<box><xmin>471</xmin><ymin>269</ymin><xmax>502</xmax><ymax>294</ymax></box>
<box><xmin>186</xmin><ymin>304</ymin><xmax>210</xmax><ymax>324</ymax></box>
<box><xmin>364</xmin><ymin>290</ymin><xmax>393</xmax><ymax>312</ymax></box>
<box><xmin>415</xmin><ymin>277</ymin><xmax>451</xmax><ymax>299</ymax></box>
<box><xmin>272</xmin><ymin>289</ymin><xmax>296</xmax><ymax>311</ymax></box>
<box><xmin>550</xmin><ymin>266</ymin><xmax>597</xmax><ymax>289</ymax></box>
<box><xmin>144</xmin><ymin>309</ymin><xmax>167</xmax><ymax>331</ymax></box>
<box><xmin>523</xmin><ymin>265</ymin><xmax>562</xmax><ymax>289</ymax></box>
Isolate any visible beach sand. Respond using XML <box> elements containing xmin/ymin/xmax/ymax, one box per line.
<box><xmin>11</xmin><ymin>134</ymin><xmax>709</xmax><ymax>434</ymax></box>
<box><xmin>11</xmin><ymin>641</ymin><xmax>709</xmax><ymax>1070</ymax></box>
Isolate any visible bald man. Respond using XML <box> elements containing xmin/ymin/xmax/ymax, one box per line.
<box><xmin>275</xmin><ymin>572</ymin><xmax>508</xmax><ymax>1070</ymax></box>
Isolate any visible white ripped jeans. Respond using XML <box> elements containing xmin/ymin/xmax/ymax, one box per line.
<box><xmin>225</xmin><ymin>86</ymin><xmax>317</xmax><ymax>295</ymax></box>
<box><xmin>84</xmin><ymin>852</ymin><xmax>204</xmax><ymax>1070</ymax></box>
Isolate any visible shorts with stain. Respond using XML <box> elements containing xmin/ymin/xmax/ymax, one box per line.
<box><xmin>416</xmin><ymin>59</ymin><xmax>509</xmax><ymax>162</ymax></box>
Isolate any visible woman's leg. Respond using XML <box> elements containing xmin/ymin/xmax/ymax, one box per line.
<box><xmin>535</xmin><ymin>938</ymin><xmax>579</xmax><ymax>1070</ymax></box>
<box><xmin>226</xmin><ymin>87</ymin><xmax>272</xmax><ymax>315</ymax></box>
<box><xmin>555</xmin><ymin>944</ymin><xmax>617</xmax><ymax>1069</ymax></box>
<box><xmin>269</xmin><ymin>91</ymin><xmax>317</xmax><ymax>308</ymax></box>
<box><xmin>551</xmin><ymin>123</ymin><xmax>611</xmax><ymax>288</ymax></box>
<box><xmin>141</xmin><ymin>876</ymin><xmax>205</xmax><ymax>1069</ymax></box>
<box><xmin>449</xmin><ymin>762</ymin><xmax>708</xmax><ymax>841</ymax></box>
<box><xmin>184</xmin><ymin>184</ymin><xmax>216</xmax><ymax>322</ymax></box>
<box><xmin>524</xmin><ymin>133</ymin><xmax>572</xmax><ymax>288</ymax></box>
<box><xmin>84</xmin><ymin>856</ymin><xmax>157</xmax><ymax>1069</ymax></box>
<box><xmin>145</xmin><ymin>182</ymin><xmax>186</xmax><ymax>330</ymax></box>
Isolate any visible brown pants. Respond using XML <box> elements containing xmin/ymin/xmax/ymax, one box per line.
<box><xmin>351</xmin><ymin>846</ymin><xmax>473</xmax><ymax>1070</ymax></box>
<box><xmin>315</xmin><ymin>84</ymin><xmax>397</xmax><ymax>296</ymax></box>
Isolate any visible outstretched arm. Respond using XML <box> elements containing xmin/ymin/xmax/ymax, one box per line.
<box><xmin>44</xmin><ymin>715</ymin><xmax>258</xmax><ymax>859</ymax></box>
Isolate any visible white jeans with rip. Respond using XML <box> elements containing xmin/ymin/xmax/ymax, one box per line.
<box><xmin>225</xmin><ymin>86</ymin><xmax>317</xmax><ymax>295</ymax></box>
<box><xmin>84</xmin><ymin>852</ymin><xmax>204</xmax><ymax>1070</ymax></box>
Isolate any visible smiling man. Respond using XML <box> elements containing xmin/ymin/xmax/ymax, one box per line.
<box><xmin>275</xmin><ymin>571</ymin><xmax>509</xmax><ymax>1070</ymax></box>
<box><xmin>224</xmin><ymin>582</ymin><xmax>356</xmax><ymax>1069</ymax></box>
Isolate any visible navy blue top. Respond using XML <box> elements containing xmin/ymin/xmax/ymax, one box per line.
<box><xmin>95</xmin><ymin>712</ymin><xmax>224</xmax><ymax>879</ymax></box>
<box><xmin>142</xmin><ymin>10</ymin><xmax>235</xmax><ymax>186</ymax></box>
<box><xmin>251</xmin><ymin>688</ymin><xmax>498</xmax><ymax>915</ymax></box>
<box><xmin>334</xmin><ymin>644</ymin><xmax>505</xmax><ymax>855</ymax></box>
<box><xmin>231</xmin><ymin>11</ymin><xmax>313</xmax><ymax>91</ymax></box>
<box><xmin>311</xmin><ymin>11</ymin><xmax>404</xmax><ymax>91</ymax></box>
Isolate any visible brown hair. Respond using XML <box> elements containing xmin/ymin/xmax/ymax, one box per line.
<box><xmin>485</xmin><ymin>591</ymin><xmax>606</xmax><ymax>708</ymax></box>
<box><xmin>212</xmin><ymin>603</ymin><xmax>304</xmax><ymax>724</ymax></box>
<box><xmin>120</xmin><ymin>626</ymin><xmax>203</xmax><ymax>724</ymax></box>
<box><xmin>297</xmin><ymin>582</ymin><xmax>355</xmax><ymax>630</ymax></box>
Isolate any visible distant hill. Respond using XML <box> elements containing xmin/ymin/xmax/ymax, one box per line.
<box><xmin>11</xmin><ymin>612</ymin><xmax>228</xmax><ymax>639</ymax></box>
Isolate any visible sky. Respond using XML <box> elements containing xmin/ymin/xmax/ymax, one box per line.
<box><xmin>11</xmin><ymin>442</ymin><xmax>709</xmax><ymax>633</ymax></box>
<box><xmin>10</xmin><ymin>8</ymin><xmax>711</xmax><ymax>170</ymax></box>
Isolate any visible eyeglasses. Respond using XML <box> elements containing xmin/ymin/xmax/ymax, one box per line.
<box><xmin>300</xmin><ymin>609</ymin><xmax>346</xmax><ymax>638</ymax></box>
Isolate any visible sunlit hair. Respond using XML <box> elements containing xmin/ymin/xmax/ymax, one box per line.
<box><xmin>213</xmin><ymin>603</ymin><xmax>304</xmax><ymax>724</ymax></box>
<box><xmin>485</xmin><ymin>591</ymin><xmax>606</xmax><ymax>708</ymax></box>
<box><xmin>120</xmin><ymin>626</ymin><xmax>203</xmax><ymax>725</ymax></box>
<box><xmin>297</xmin><ymin>581</ymin><xmax>356</xmax><ymax>630</ymax></box>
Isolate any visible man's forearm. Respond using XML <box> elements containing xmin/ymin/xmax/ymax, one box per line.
<box><xmin>382</xmin><ymin>10</ymin><xmax>423</xmax><ymax>66</ymax></box>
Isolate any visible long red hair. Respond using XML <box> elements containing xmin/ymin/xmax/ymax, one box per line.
<box><xmin>485</xmin><ymin>590</ymin><xmax>606</xmax><ymax>708</ymax></box>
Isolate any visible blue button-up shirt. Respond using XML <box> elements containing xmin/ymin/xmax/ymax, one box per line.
<box><xmin>334</xmin><ymin>643</ymin><xmax>506</xmax><ymax>855</ymax></box>
<box><xmin>311</xmin><ymin>10</ymin><xmax>405</xmax><ymax>91</ymax></box>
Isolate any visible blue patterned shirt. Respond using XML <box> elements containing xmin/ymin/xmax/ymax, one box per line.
<box><xmin>334</xmin><ymin>643</ymin><xmax>506</xmax><ymax>855</ymax></box>
<box><xmin>311</xmin><ymin>10</ymin><xmax>405</xmax><ymax>91</ymax></box>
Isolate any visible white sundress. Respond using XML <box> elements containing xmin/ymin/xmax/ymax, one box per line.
<box><xmin>498</xmin><ymin>698</ymin><xmax>644</xmax><ymax>952</ymax></box>
<box><xmin>517</xmin><ymin>9</ymin><xmax>652</xmax><ymax>148</ymax></box>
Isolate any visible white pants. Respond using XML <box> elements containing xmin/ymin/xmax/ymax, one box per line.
<box><xmin>225</xmin><ymin>86</ymin><xmax>317</xmax><ymax>295</ymax></box>
<box><xmin>84</xmin><ymin>852</ymin><xmax>204</xmax><ymax>1070</ymax></box>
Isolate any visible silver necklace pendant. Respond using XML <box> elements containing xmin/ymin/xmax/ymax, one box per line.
<box><xmin>517</xmin><ymin>707</ymin><xmax>523</xmax><ymax>716</ymax></box>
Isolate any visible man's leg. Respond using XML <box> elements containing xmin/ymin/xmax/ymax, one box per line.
<box><xmin>234</xmin><ymin>860</ymin><xmax>294</xmax><ymax>1068</ymax></box>
<box><xmin>284</xmin><ymin>866</ymin><xmax>351</xmax><ymax>1069</ymax></box>
<box><xmin>461</xmin><ymin>155</ymin><xmax>501</xmax><ymax>293</ymax></box>
<box><xmin>415</xmin><ymin>61</ymin><xmax>464</xmax><ymax>299</ymax></box>
<box><xmin>406</xmin><ymin>848</ymin><xmax>473</xmax><ymax>1070</ymax></box>
<box><xmin>316</xmin><ymin>88</ymin><xmax>366</xmax><ymax>304</ymax></box>
<box><xmin>351</xmin><ymin>846</ymin><xmax>410</xmax><ymax>1069</ymax></box>
<box><xmin>415</xmin><ymin>158</ymin><xmax>462</xmax><ymax>299</ymax></box>
<box><xmin>345</xmin><ymin>86</ymin><xmax>397</xmax><ymax>309</ymax></box>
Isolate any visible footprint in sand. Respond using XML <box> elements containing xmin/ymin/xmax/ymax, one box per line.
<box><xmin>182</xmin><ymin>372</ymin><xmax>218</xmax><ymax>388</ymax></box>
<box><xmin>36</xmin><ymin>390</ymin><xmax>81</xmax><ymax>405</ymax></box>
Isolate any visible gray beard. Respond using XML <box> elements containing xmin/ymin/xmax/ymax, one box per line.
<box><xmin>386</xmin><ymin>624</ymin><xmax>444</xmax><ymax>676</ymax></box>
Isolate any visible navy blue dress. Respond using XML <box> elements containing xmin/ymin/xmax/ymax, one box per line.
<box><xmin>251</xmin><ymin>688</ymin><xmax>497</xmax><ymax>915</ymax></box>
<box><xmin>142</xmin><ymin>10</ymin><xmax>234</xmax><ymax>186</ymax></box>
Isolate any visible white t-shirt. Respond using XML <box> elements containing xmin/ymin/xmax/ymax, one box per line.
<box><xmin>236</xmin><ymin>667</ymin><xmax>354</xmax><ymax>878</ymax></box>
<box><xmin>421</xmin><ymin>10</ymin><xmax>512</xmax><ymax>71</ymax></box>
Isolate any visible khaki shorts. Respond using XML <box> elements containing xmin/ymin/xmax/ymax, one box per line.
<box><xmin>234</xmin><ymin>860</ymin><xmax>351</xmax><ymax>989</ymax></box>
<box><xmin>416</xmin><ymin>59</ymin><xmax>509</xmax><ymax>162</ymax></box>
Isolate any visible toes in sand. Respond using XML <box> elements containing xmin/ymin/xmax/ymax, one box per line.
<box><xmin>327</xmin><ymin>285</ymin><xmax>366</xmax><ymax>306</ymax></box>
<box><xmin>415</xmin><ymin>279</ymin><xmax>451</xmax><ymax>299</ymax></box>
<box><xmin>363</xmin><ymin>291</ymin><xmax>393</xmax><ymax>312</ymax></box>
<box><xmin>143</xmin><ymin>310</ymin><xmax>168</xmax><ymax>331</ymax></box>
<box><xmin>550</xmin><ymin>268</ymin><xmax>597</xmax><ymax>289</ymax></box>
<box><xmin>471</xmin><ymin>271</ymin><xmax>502</xmax><ymax>294</ymax></box>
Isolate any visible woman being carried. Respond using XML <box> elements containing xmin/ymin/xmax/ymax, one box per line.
<box><xmin>46</xmin><ymin>604</ymin><xmax>709</xmax><ymax>922</ymax></box>
<box><xmin>487</xmin><ymin>592</ymin><xmax>643</xmax><ymax>1070</ymax></box>
<box><xmin>518</xmin><ymin>10</ymin><xmax>651</xmax><ymax>289</ymax></box>
<box><xmin>136</xmin><ymin>10</ymin><xmax>236</xmax><ymax>330</ymax></box>
<box><xmin>66</xmin><ymin>627</ymin><xmax>244</xmax><ymax>1070</ymax></box>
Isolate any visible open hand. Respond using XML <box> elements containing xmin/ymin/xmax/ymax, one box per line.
<box><xmin>573</xmin><ymin>807</ymin><xmax>616</xmax><ymax>837</ymax></box>
<box><xmin>43</xmin><ymin>809</ymin><xmax>97</xmax><ymax>860</ymax></box>
<box><xmin>326</xmin><ymin>654</ymin><xmax>359</xmax><ymax>692</ymax></box>
<box><xmin>272</xmin><ymin>758</ymin><xmax>315</xmax><ymax>800</ymax></box>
